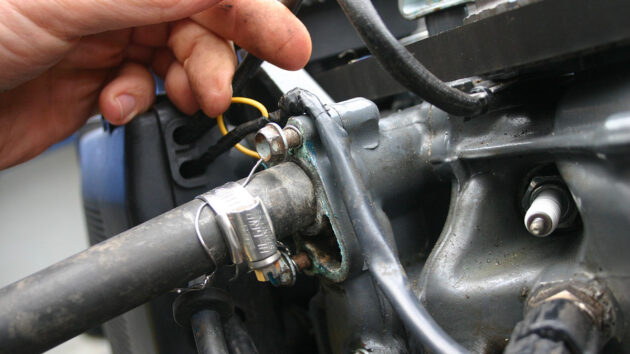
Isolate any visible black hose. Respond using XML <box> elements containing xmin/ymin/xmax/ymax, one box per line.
<box><xmin>174</xmin><ymin>288</ymin><xmax>259</xmax><ymax>354</ymax></box>
<box><xmin>335</xmin><ymin>0</ymin><xmax>488</xmax><ymax>117</ymax></box>
<box><xmin>191</xmin><ymin>310</ymin><xmax>230</xmax><ymax>354</ymax></box>
<box><xmin>224</xmin><ymin>316</ymin><xmax>260</xmax><ymax>354</ymax></box>
<box><xmin>0</xmin><ymin>199</ymin><xmax>225</xmax><ymax>354</ymax></box>
<box><xmin>278</xmin><ymin>89</ymin><xmax>468</xmax><ymax>354</ymax></box>
<box><xmin>0</xmin><ymin>163</ymin><xmax>316</xmax><ymax>354</ymax></box>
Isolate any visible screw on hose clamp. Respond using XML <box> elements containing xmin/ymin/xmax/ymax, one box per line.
<box><xmin>197</xmin><ymin>182</ymin><xmax>280</xmax><ymax>280</ymax></box>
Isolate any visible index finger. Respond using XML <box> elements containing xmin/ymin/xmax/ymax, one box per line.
<box><xmin>191</xmin><ymin>0</ymin><xmax>312</xmax><ymax>71</ymax></box>
<box><xmin>8</xmin><ymin>0</ymin><xmax>222</xmax><ymax>39</ymax></box>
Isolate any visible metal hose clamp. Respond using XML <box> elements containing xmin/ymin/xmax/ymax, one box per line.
<box><xmin>197</xmin><ymin>182</ymin><xmax>280</xmax><ymax>272</ymax></box>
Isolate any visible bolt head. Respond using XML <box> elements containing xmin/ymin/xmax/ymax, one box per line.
<box><xmin>254</xmin><ymin>123</ymin><xmax>288</xmax><ymax>163</ymax></box>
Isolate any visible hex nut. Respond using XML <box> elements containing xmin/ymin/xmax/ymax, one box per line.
<box><xmin>526</xmin><ymin>281</ymin><xmax>616</xmax><ymax>333</ymax></box>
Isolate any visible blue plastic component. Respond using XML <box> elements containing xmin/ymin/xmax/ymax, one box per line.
<box><xmin>79</xmin><ymin>125</ymin><xmax>126</xmax><ymax>204</ymax></box>
<box><xmin>79</xmin><ymin>122</ymin><xmax>130</xmax><ymax>243</ymax></box>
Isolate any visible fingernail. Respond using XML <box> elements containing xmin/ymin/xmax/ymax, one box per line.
<box><xmin>115</xmin><ymin>94</ymin><xmax>137</xmax><ymax>123</ymax></box>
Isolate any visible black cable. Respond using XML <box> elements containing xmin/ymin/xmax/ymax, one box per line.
<box><xmin>232</xmin><ymin>0</ymin><xmax>304</xmax><ymax>95</ymax></box>
<box><xmin>278</xmin><ymin>88</ymin><xmax>468</xmax><ymax>354</ymax></box>
<box><xmin>173</xmin><ymin>112</ymin><xmax>216</xmax><ymax>145</ymax></box>
<box><xmin>187</xmin><ymin>109</ymin><xmax>289</xmax><ymax>172</ymax></box>
<box><xmin>196</xmin><ymin>117</ymin><xmax>268</xmax><ymax>166</ymax></box>
<box><xmin>335</xmin><ymin>0</ymin><xmax>488</xmax><ymax>117</ymax></box>
<box><xmin>233</xmin><ymin>55</ymin><xmax>265</xmax><ymax>96</ymax></box>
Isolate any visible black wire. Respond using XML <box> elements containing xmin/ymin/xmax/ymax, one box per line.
<box><xmin>173</xmin><ymin>112</ymin><xmax>216</xmax><ymax>145</ymax></box>
<box><xmin>232</xmin><ymin>0</ymin><xmax>304</xmax><ymax>96</ymax></box>
<box><xmin>184</xmin><ymin>109</ymin><xmax>288</xmax><ymax>174</ymax></box>
<box><xmin>184</xmin><ymin>0</ymin><xmax>303</xmax><ymax>170</ymax></box>
<box><xmin>232</xmin><ymin>55</ymin><xmax>264</xmax><ymax>96</ymax></box>
<box><xmin>278</xmin><ymin>88</ymin><xmax>468</xmax><ymax>354</ymax></box>
<box><xmin>196</xmin><ymin>117</ymin><xmax>269</xmax><ymax>166</ymax></box>
<box><xmin>335</xmin><ymin>0</ymin><xmax>488</xmax><ymax>117</ymax></box>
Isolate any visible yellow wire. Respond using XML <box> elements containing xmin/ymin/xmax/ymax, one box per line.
<box><xmin>216</xmin><ymin>97</ymin><xmax>269</xmax><ymax>159</ymax></box>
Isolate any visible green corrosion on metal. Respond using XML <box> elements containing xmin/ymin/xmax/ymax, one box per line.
<box><xmin>286</xmin><ymin>117</ymin><xmax>350</xmax><ymax>283</ymax></box>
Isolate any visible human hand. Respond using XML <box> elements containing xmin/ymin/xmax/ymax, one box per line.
<box><xmin>0</xmin><ymin>0</ymin><xmax>311</xmax><ymax>169</ymax></box>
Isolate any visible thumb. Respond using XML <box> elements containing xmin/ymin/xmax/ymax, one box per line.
<box><xmin>8</xmin><ymin>0</ymin><xmax>222</xmax><ymax>39</ymax></box>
